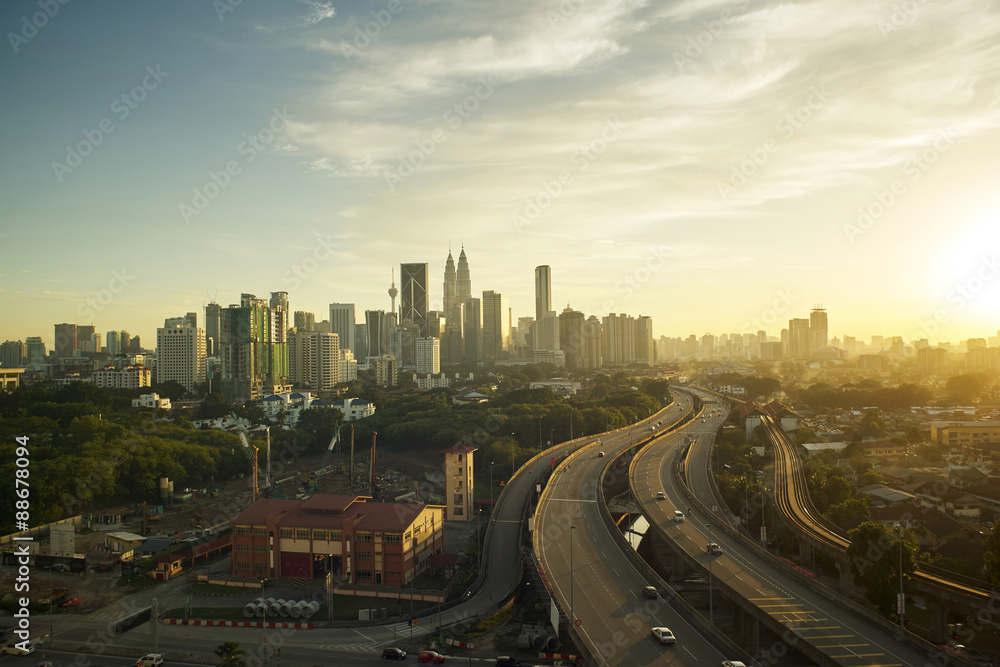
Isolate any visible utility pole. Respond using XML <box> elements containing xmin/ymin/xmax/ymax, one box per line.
<box><xmin>706</xmin><ymin>524</ymin><xmax>714</xmax><ymax>625</ymax></box>
<box><xmin>570</xmin><ymin>525</ymin><xmax>576</xmax><ymax>628</ymax></box>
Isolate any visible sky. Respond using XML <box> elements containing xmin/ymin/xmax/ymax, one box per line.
<box><xmin>2</xmin><ymin>0</ymin><xmax>1000</xmax><ymax>350</ymax></box>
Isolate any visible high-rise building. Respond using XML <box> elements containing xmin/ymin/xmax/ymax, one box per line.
<box><xmin>0</xmin><ymin>340</ymin><xmax>26</xmax><ymax>368</ymax></box>
<box><xmin>810</xmin><ymin>306</ymin><xmax>828</xmax><ymax>351</ymax></box>
<box><xmin>329</xmin><ymin>304</ymin><xmax>357</xmax><ymax>358</ymax></box>
<box><xmin>205</xmin><ymin>302</ymin><xmax>222</xmax><ymax>356</ymax></box>
<box><xmin>294</xmin><ymin>311</ymin><xmax>316</xmax><ymax>332</ymax></box>
<box><xmin>635</xmin><ymin>315</ymin><xmax>654</xmax><ymax>362</ymax></box>
<box><xmin>76</xmin><ymin>325</ymin><xmax>96</xmax><ymax>352</ymax></box>
<box><xmin>456</xmin><ymin>247</ymin><xmax>472</xmax><ymax>304</ymax></box>
<box><xmin>269</xmin><ymin>292</ymin><xmax>289</xmax><ymax>315</ymax></box>
<box><xmin>583</xmin><ymin>316</ymin><xmax>602</xmax><ymax>368</ymax></box>
<box><xmin>375</xmin><ymin>354</ymin><xmax>397</xmax><ymax>387</ymax></box>
<box><xmin>534</xmin><ymin>311</ymin><xmax>559</xmax><ymax>353</ymax></box>
<box><xmin>464</xmin><ymin>297</ymin><xmax>481</xmax><ymax>362</ymax></box>
<box><xmin>481</xmin><ymin>291</ymin><xmax>510</xmax><ymax>361</ymax></box>
<box><xmin>917</xmin><ymin>346</ymin><xmax>948</xmax><ymax>374</ymax></box>
<box><xmin>54</xmin><ymin>323</ymin><xmax>77</xmax><ymax>359</ymax></box>
<box><xmin>25</xmin><ymin>337</ymin><xmax>46</xmax><ymax>368</ymax></box>
<box><xmin>364</xmin><ymin>310</ymin><xmax>391</xmax><ymax>362</ymax></box>
<box><xmin>788</xmin><ymin>318</ymin><xmax>811</xmax><ymax>357</ymax></box>
<box><xmin>534</xmin><ymin>265</ymin><xmax>551</xmax><ymax>321</ymax></box>
<box><xmin>558</xmin><ymin>308</ymin><xmax>585</xmax><ymax>369</ymax></box>
<box><xmin>602</xmin><ymin>314</ymin><xmax>636</xmax><ymax>366</ymax></box>
<box><xmin>219</xmin><ymin>293</ymin><xmax>289</xmax><ymax>402</ymax></box>
<box><xmin>355</xmin><ymin>324</ymin><xmax>367</xmax><ymax>364</ymax></box>
<box><xmin>416</xmin><ymin>337</ymin><xmax>441</xmax><ymax>374</ymax></box>
<box><xmin>400</xmin><ymin>263</ymin><xmax>429</xmax><ymax>336</ymax></box>
<box><xmin>106</xmin><ymin>331</ymin><xmax>121</xmax><ymax>355</ymax></box>
<box><xmin>317</xmin><ymin>331</ymin><xmax>342</xmax><ymax>390</ymax></box>
<box><xmin>443</xmin><ymin>250</ymin><xmax>458</xmax><ymax>323</ymax></box>
<box><xmin>156</xmin><ymin>322</ymin><xmax>206</xmax><ymax>393</ymax></box>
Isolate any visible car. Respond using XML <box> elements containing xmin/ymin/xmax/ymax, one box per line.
<box><xmin>137</xmin><ymin>654</ymin><xmax>163</xmax><ymax>667</ymax></box>
<box><xmin>51</xmin><ymin>563</ymin><xmax>71</xmax><ymax>573</ymax></box>
<box><xmin>656</xmin><ymin>491</ymin><xmax>666</xmax><ymax>500</ymax></box>
<box><xmin>2</xmin><ymin>644</ymin><xmax>35</xmax><ymax>656</ymax></box>
<box><xmin>721</xmin><ymin>661</ymin><xmax>748</xmax><ymax>667</ymax></box>
<box><xmin>701</xmin><ymin>418</ymin><xmax>706</xmax><ymax>423</ymax></box>
<box><xmin>674</xmin><ymin>510</ymin><xmax>685</xmax><ymax>522</ymax></box>
<box><xmin>381</xmin><ymin>648</ymin><xmax>407</xmax><ymax>660</ymax></box>
<box><xmin>597</xmin><ymin>451</ymin><xmax>604</xmax><ymax>457</ymax></box>
<box><xmin>707</xmin><ymin>543</ymin><xmax>722</xmax><ymax>555</ymax></box>
<box><xmin>418</xmin><ymin>650</ymin><xmax>446</xmax><ymax>663</ymax></box>
<box><xmin>652</xmin><ymin>627</ymin><xmax>676</xmax><ymax>644</ymax></box>
<box><xmin>642</xmin><ymin>585</ymin><xmax>658</xmax><ymax>599</ymax></box>
<box><xmin>496</xmin><ymin>658</ymin><xmax>521</xmax><ymax>667</ymax></box>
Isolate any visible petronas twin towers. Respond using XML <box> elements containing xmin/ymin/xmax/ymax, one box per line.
<box><xmin>442</xmin><ymin>247</ymin><xmax>480</xmax><ymax>363</ymax></box>
<box><xmin>443</xmin><ymin>246</ymin><xmax>472</xmax><ymax>323</ymax></box>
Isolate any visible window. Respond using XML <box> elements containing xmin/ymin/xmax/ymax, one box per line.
<box><xmin>374</xmin><ymin>532</ymin><xmax>382</xmax><ymax>540</ymax></box>
<box><xmin>235</xmin><ymin>526</ymin><xmax>250</xmax><ymax>536</ymax></box>
<box><xmin>279</xmin><ymin>528</ymin><xmax>293</xmax><ymax>539</ymax></box>
<box><xmin>357</xmin><ymin>531</ymin><xmax>372</xmax><ymax>542</ymax></box>
<box><xmin>236</xmin><ymin>545</ymin><xmax>250</xmax><ymax>553</ymax></box>
<box><xmin>357</xmin><ymin>552</ymin><xmax>372</xmax><ymax>560</ymax></box>
<box><xmin>236</xmin><ymin>562</ymin><xmax>251</xmax><ymax>572</ymax></box>
<box><xmin>252</xmin><ymin>527</ymin><xmax>266</xmax><ymax>537</ymax></box>
<box><xmin>385</xmin><ymin>533</ymin><xmax>402</xmax><ymax>544</ymax></box>
<box><xmin>295</xmin><ymin>529</ymin><xmax>309</xmax><ymax>540</ymax></box>
<box><xmin>458</xmin><ymin>480</ymin><xmax>463</xmax><ymax>489</ymax></box>
<box><xmin>252</xmin><ymin>546</ymin><xmax>266</xmax><ymax>554</ymax></box>
<box><xmin>253</xmin><ymin>563</ymin><xmax>266</xmax><ymax>573</ymax></box>
<box><xmin>355</xmin><ymin>570</ymin><xmax>372</xmax><ymax>580</ymax></box>
<box><xmin>330</xmin><ymin>530</ymin><xmax>342</xmax><ymax>541</ymax></box>
<box><xmin>454</xmin><ymin>494</ymin><xmax>463</xmax><ymax>505</ymax></box>
<box><xmin>457</xmin><ymin>454</ymin><xmax>462</xmax><ymax>462</ymax></box>
<box><xmin>413</xmin><ymin>524</ymin><xmax>422</xmax><ymax>535</ymax></box>
<box><xmin>454</xmin><ymin>507</ymin><xmax>464</xmax><ymax>516</ymax></box>
<box><xmin>404</xmin><ymin>531</ymin><xmax>411</xmax><ymax>540</ymax></box>
<box><xmin>313</xmin><ymin>530</ymin><xmax>327</xmax><ymax>541</ymax></box>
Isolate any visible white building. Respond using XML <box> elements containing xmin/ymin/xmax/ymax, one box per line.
<box><xmin>156</xmin><ymin>323</ymin><xmax>205</xmax><ymax>393</ymax></box>
<box><xmin>132</xmin><ymin>393</ymin><xmax>171</xmax><ymax>409</ymax></box>
<box><xmin>529</xmin><ymin>378</ymin><xmax>581</xmax><ymax>396</ymax></box>
<box><xmin>416</xmin><ymin>337</ymin><xmax>440</xmax><ymax>375</ymax></box>
<box><xmin>339</xmin><ymin>347</ymin><xmax>358</xmax><ymax>383</ymax></box>
<box><xmin>333</xmin><ymin>397</ymin><xmax>376</xmax><ymax>421</ymax></box>
<box><xmin>93</xmin><ymin>364</ymin><xmax>151</xmax><ymax>390</ymax></box>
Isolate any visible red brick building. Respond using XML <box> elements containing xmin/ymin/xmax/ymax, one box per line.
<box><xmin>229</xmin><ymin>494</ymin><xmax>445</xmax><ymax>586</ymax></box>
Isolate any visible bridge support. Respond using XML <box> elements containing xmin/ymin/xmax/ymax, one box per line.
<box><xmin>732</xmin><ymin>607</ymin><xmax>760</xmax><ymax>656</ymax></box>
<box><xmin>928</xmin><ymin>602</ymin><xmax>948</xmax><ymax>644</ymax></box>
<box><xmin>836</xmin><ymin>561</ymin><xmax>854</xmax><ymax>596</ymax></box>
<box><xmin>798</xmin><ymin>540</ymin><xmax>811</xmax><ymax>564</ymax></box>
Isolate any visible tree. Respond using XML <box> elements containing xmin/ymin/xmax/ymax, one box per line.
<box><xmin>946</xmin><ymin>374</ymin><xmax>989</xmax><ymax>404</ymax></box>
<box><xmin>825</xmin><ymin>497</ymin><xmax>870</xmax><ymax>529</ymax></box>
<box><xmin>983</xmin><ymin>518</ymin><xmax>1000</xmax><ymax>584</ymax></box>
<box><xmin>214</xmin><ymin>641</ymin><xmax>245</xmax><ymax>667</ymax></box>
<box><xmin>846</xmin><ymin>522</ymin><xmax>917</xmax><ymax>618</ymax></box>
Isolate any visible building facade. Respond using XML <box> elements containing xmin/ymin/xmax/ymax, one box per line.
<box><xmin>156</xmin><ymin>323</ymin><xmax>206</xmax><ymax>392</ymax></box>
<box><xmin>442</xmin><ymin>443</ymin><xmax>475</xmax><ymax>521</ymax></box>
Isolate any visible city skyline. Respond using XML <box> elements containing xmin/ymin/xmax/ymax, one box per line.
<box><xmin>2</xmin><ymin>2</ymin><xmax>1000</xmax><ymax>345</ymax></box>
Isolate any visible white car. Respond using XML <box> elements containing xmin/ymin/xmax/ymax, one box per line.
<box><xmin>137</xmin><ymin>654</ymin><xmax>163</xmax><ymax>667</ymax></box>
<box><xmin>657</xmin><ymin>491</ymin><xmax>666</xmax><ymax>500</ymax></box>
<box><xmin>722</xmin><ymin>662</ymin><xmax>748</xmax><ymax>667</ymax></box>
<box><xmin>652</xmin><ymin>627</ymin><xmax>676</xmax><ymax>644</ymax></box>
<box><xmin>673</xmin><ymin>510</ymin><xmax>685</xmax><ymax>523</ymax></box>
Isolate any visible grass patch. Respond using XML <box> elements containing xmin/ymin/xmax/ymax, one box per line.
<box><xmin>191</xmin><ymin>582</ymin><xmax>252</xmax><ymax>596</ymax></box>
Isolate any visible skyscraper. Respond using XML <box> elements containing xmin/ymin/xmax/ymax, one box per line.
<box><xmin>0</xmin><ymin>340</ymin><xmax>26</xmax><ymax>368</ymax></box>
<box><xmin>156</xmin><ymin>320</ymin><xmax>206</xmax><ymax>393</ymax></box>
<box><xmin>416</xmin><ymin>337</ymin><xmax>440</xmax><ymax>374</ymax></box>
<box><xmin>76</xmin><ymin>325</ymin><xmax>96</xmax><ymax>352</ymax></box>
<box><xmin>400</xmin><ymin>263</ymin><xmax>429</xmax><ymax>336</ymax></box>
<box><xmin>205</xmin><ymin>302</ymin><xmax>222</xmax><ymax>356</ymax></box>
<box><xmin>788</xmin><ymin>318</ymin><xmax>811</xmax><ymax>357</ymax></box>
<box><xmin>810</xmin><ymin>306</ymin><xmax>828</xmax><ymax>351</ymax></box>
<box><xmin>602</xmin><ymin>314</ymin><xmax>637</xmax><ymax>366</ymax></box>
<box><xmin>534</xmin><ymin>265</ymin><xmax>552</xmax><ymax>321</ymax></box>
<box><xmin>329</xmin><ymin>304</ymin><xmax>357</xmax><ymax>358</ymax></box>
<box><xmin>456</xmin><ymin>247</ymin><xmax>472</xmax><ymax>304</ymax></box>
<box><xmin>364</xmin><ymin>310</ymin><xmax>391</xmax><ymax>362</ymax></box>
<box><xmin>482</xmin><ymin>290</ymin><xmax>510</xmax><ymax>361</ymax></box>
<box><xmin>219</xmin><ymin>293</ymin><xmax>288</xmax><ymax>401</ymax></box>
<box><xmin>635</xmin><ymin>316</ymin><xmax>654</xmax><ymax>362</ymax></box>
<box><xmin>559</xmin><ymin>307</ymin><xmax>585</xmax><ymax>369</ymax></box>
<box><xmin>294</xmin><ymin>311</ymin><xmax>316</xmax><ymax>332</ymax></box>
<box><xmin>54</xmin><ymin>323</ymin><xmax>76</xmax><ymax>359</ymax></box>
<box><xmin>464</xmin><ymin>298</ymin><xmax>481</xmax><ymax>362</ymax></box>
<box><xmin>443</xmin><ymin>250</ymin><xmax>458</xmax><ymax>323</ymax></box>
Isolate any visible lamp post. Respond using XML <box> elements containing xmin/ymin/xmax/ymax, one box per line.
<box><xmin>898</xmin><ymin>524</ymin><xmax>905</xmax><ymax>628</ymax></box>
<box><xmin>490</xmin><ymin>461</ymin><xmax>496</xmax><ymax>514</ymax></box>
<box><xmin>570</xmin><ymin>525</ymin><xmax>576</xmax><ymax>628</ymax></box>
<box><xmin>539</xmin><ymin>417</ymin><xmax>543</xmax><ymax>448</ymax></box>
<box><xmin>706</xmin><ymin>522</ymin><xmax>714</xmax><ymax>625</ymax></box>
<box><xmin>550</xmin><ymin>429</ymin><xmax>554</xmax><ymax>447</ymax></box>
<box><xmin>466</xmin><ymin>591</ymin><xmax>473</xmax><ymax>667</ymax></box>
<box><xmin>511</xmin><ymin>433</ymin><xmax>516</xmax><ymax>478</ymax></box>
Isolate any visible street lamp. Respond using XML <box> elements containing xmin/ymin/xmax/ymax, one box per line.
<box><xmin>706</xmin><ymin>522</ymin><xmax>714</xmax><ymax>625</ymax></box>
<box><xmin>511</xmin><ymin>433</ymin><xmax>516</xmax><ymax>478</ymax></box>
<box><xmin>570</xmin><ymin>525</ymin><xmax>576</xmax><ymax>628</ymax></box>
<box><xmin>550</xmin><ymin>428</ymin><xmax>554</xmax><ymax>447</ymax></box>
<box><xmin>490</xmin><ymin>461</ymin><xmax>496</xmax><ymax>513</ymax></box>
<box><xmin>897</xmin><ymin>524</ymin><xmax>905</xmax><ymax>628</ymax></box>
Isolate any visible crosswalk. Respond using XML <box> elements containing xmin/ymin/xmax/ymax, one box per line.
<box><xmin>384</xmin><ymin>620</ymin><xmax>430</xmax><ymax>637</ymax></box>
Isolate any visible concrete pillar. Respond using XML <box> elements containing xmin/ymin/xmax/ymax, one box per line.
<box><xmin>798</xmin><ymin>540</ymin><xmax>811</xmax><ymax>564</ymax></box>
<box><xmin>836</xmin><ymin>561</ymin><xmax>854</xmax><ymax>596</ymax></box>
<box><xmin>928</xmin><ymin>602</ymin><xmax>948</xmax><ymax>644</ymax></box>
<box><xmin>732</xmin><ymin>607</ymin><xmax>760</xmax><ymax>655</ymax></box>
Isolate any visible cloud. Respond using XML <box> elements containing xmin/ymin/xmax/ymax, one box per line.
<box><xmin>300</xmin><ymin>0</ymin><xmax>336</xmax><ymax>25</ymax></box>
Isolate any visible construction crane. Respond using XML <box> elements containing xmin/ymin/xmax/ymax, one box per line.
<box><xmin>237</xmin><ymin>432</ymin><xmax>261</xmax><ymax>502</ymax></box>
<box><xmin>232</xmin><ymin>415</ymin><xmax>272</xmax><ymax>500</ymax></box>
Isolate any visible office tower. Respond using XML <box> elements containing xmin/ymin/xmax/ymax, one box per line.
<box><xmin>701</xmin><ymin>333</ymin><xmax>715</xmax><ymax>358</ymax></box>
<box><xmin>559</xmin><ymin>307</ymin><xmax>585</xmax><ymax>369</ymax></box>
<box><xmin>317</xmin><ymin>332</ymin><xmax>342</xmax><ymax>390</ymax></box>
<box><xmin>534</xmin><ymin>311</ymin><xmax>559</xmax><ymax>352</ymax></box>
<box><xmin>760</xmin><ymin>341</ymin><xmax>783</xmax><ymax>361</ymax></box>
<box><xmin>288</xmin><ymin>330</ymin><xmax>316</xmax><ymax>387</ymax></box>
<box><xmin>481</xmin><ymin>291</ymin><xmax>509</xmax><ymax>361</ymax></box>
<box><xmin>416</xmin><ymin>337</ymin><xmax>441</xmax><ymax>374</ymax></box>
<box><xmin>602</xmin><ymin>314</ymin><xmax>636</xmax><ymax>366</ymax></box>
<box><xmin>106</xmin><ymin>331</ymin><xmax>121</xmax><ymax>355</ymax></box>
<box><xmin>129</xmin><ymin>335</ymin><xmax>141</xmax><ymax>353</ymax></box>
<box><xmin>810</xmin><ymin>306</ymin><xmax>828</xmax><ymax>351</ymax></box>
<box><xmin>967</xmin><ymin>347</ymin><xmax>1000</xmax><ymax>371</ymax></box>
<box><xmin>400</xmin><ymin>263</ymin><xmax>429</xmax><ymax>336</ymax></box>
<box><xmin>156</xmin><ymin>321</ymin><xmax>206</xmax><ymax>393</ymax></box>
<box><xmin>355</xmin><ymin>324</ymin><xmax>367</xmax><ymax>364</ymax></box>
<box><xmin>316</xmin><ymin>320</ymin><xmax>330</xmax><ymax>333</ymax></box>
<box><xmin>583</xmin><ymin>315</ymin><xmax>602</xmax><ymax>368</ymax></box>
<box><xmin>54</xmin><ymin>323</ymin><xmax>77</xmax><ymax>359</ymax></box>
<box><xmin>635</xmin><ymin>315</ymin><xmax>654</xmax><ymax>362</ymax></box>
<box><xmin>365</xmin><ymin>310</ymin><xmax>391</xmax><ymax>362</ymax></box>
<box><xmin>0</xmin><ymin>340</ymin><xmax>26</xmax><ymax>368</ymax></box>
<box><xmin>329</xmin><ymin>304</ymin><xmax>357</xmax><ymax>358</ymax></box>
<box><xmin>426</xmin><ymin>311</ymin><xmax>446</xmax><ymax>339</ymax></box>
<box><xmin>390</xmin><ymin>323</ymin><xmax>420</xmax><ymax>369</ymax></box>
<box><xmin>871</xmin><ymin>335</ymin><xmax>884</xmax><ymax>351</ymax></box>
<box><xmin>788</xmin><ymin>318</ymin><xmax>811</xmax><ymax>357</ymax></box>
<box><xmin>340</xmin><ymin>347</ymin><xmax>358</xmax><ymax>382</ymax></box>
<box><xmin>967</xmin><ymin>338</ymin><xmax>988</xmax><ymax>351</ymax></box>
<box><xmin>917</xmin><ymin>347</ymin><xmax>948</xmax><ymax>374</ymax></box>
<box><xmin>219</xmin><ymin>293</ymin><xmax>289</xmax><ymax>402</ymax></box>
<box><xmin>25</xmin><ymin>337</ymin><xmax>46</xmax><ymax>368</ymax></box>
<box><xmin>534</xmin><ymin>265</ymin><xmax>552</xmax><ymax>321</ymax></box>
<box><xmin>294</xmin><ymin>311</ymin><xmax>316</xmax><ymax>332</ymax></box>
<box><xmin>269</xmin><ymin>292</ymin><xmax>289</xmax><ymax>315</ymax></box>
<box><xmin>464</xmin><ymin>297</ymin><xmax>481</xmax><ymax>362</ymax></box>
<box><xmin>375</xmin><ymin>354</ymin><xmax>397</xmax><ymax>387</ymax></box>
<box><xmin>76</xmin><ymin>325</ymin><xmax>96</xmax><ymax>351</ymax></box>
<box><xmin>205</xmin><ymin>302</ymin><xmax>222</xmax><ymax>356</ymax></box>
<box><xmin>456</xmin><ymin>247</ymin><xmax>472</xmax><ymax>303</ymax></box>
<box><xmin>443</xmin><ymin>250</ymin><xmax>458</xmax><ymax>323</ymax></box>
